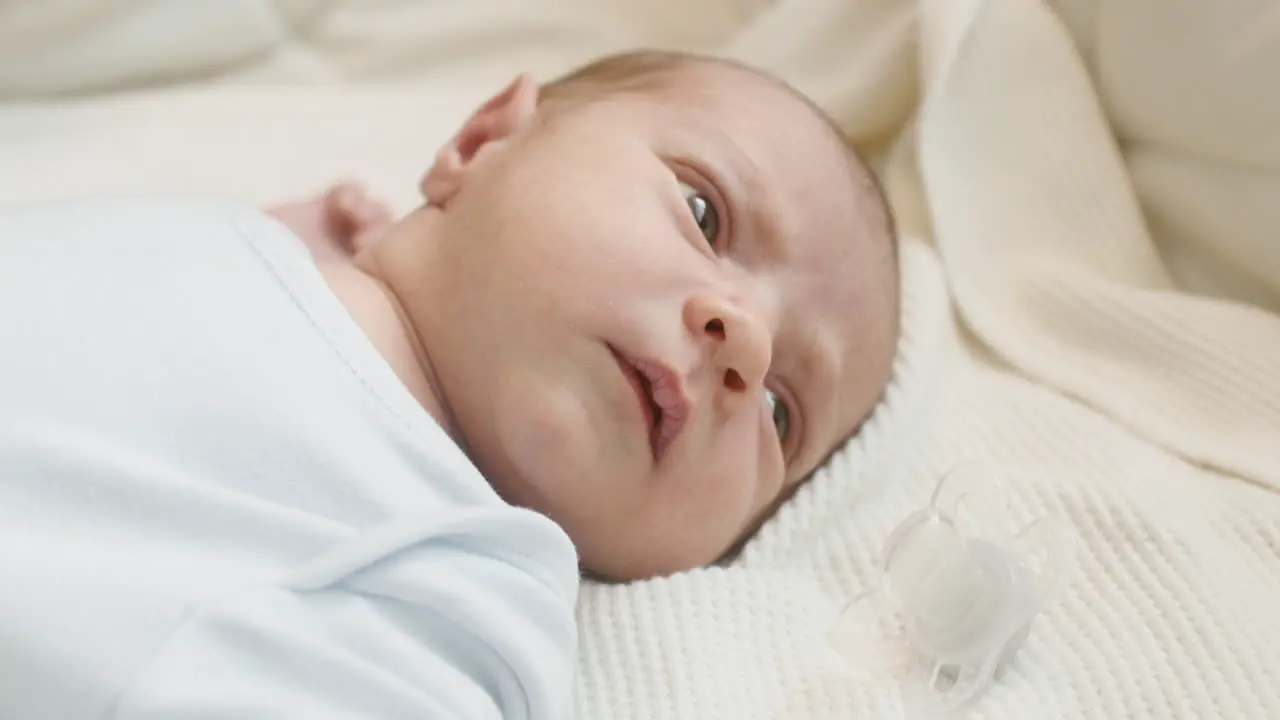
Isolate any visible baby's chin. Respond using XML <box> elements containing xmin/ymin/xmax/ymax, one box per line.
<box><xmin>469</xmin><ymin>375</ymin><xmax>743</xmax><ymax>581</ymax></box>
<box><xmin>577</xmin><ymin>541</ymin><xmax>722</xmax><ymax>583</ymax></box>
<box><xmin>571</xmin><ymin>504</ymin><xmax>744</xmax><ymax>582</ymax></box>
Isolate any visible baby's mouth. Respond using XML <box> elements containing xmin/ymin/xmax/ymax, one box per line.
<box><xmin>608</xmin><ymin>346</ymin><xmax>688</xmax><ymax>461</ymax></box>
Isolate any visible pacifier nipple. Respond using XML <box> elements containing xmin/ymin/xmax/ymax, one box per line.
<box><xmin>884</xmin><ymin>516</ymin><xmax>1004</xmax><ymax>662</ymax></box>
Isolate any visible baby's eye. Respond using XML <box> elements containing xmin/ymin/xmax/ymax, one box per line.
<box><xmin>764</xmin><ymin>389</ymin><xmax>791</xmax><ymax>442</ymax></box>
<box><xmin>678</xmin><ymin>181</ymin><xmax>720</xmax><ymax>247</ymax></box>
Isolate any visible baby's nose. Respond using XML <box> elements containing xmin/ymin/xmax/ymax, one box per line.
<box><xmin>683</xmin><ymin>293</ymin><xmax>772</xmax><ymax>402</ymax></box>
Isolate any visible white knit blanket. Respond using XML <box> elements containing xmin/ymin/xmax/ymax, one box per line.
<box><xmin>2</xmin><ymin>0</ymin><xmax>1277</xmax><ymax>717</ymax></box>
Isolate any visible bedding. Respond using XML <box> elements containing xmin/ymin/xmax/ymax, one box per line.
<box><xmin>2</xmin><ymin>0</ymin><xmax>1277</xmax><ymax>717</ymax></box>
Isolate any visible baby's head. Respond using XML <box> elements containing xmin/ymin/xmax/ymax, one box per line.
<box><xmin>367</xmin><ymin>51</ymin><xmax>898</xmax><ymax>581</ymax></box>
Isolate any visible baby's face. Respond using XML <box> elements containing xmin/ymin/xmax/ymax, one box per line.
<box><xmin>395</xmin><ymin>66</ymin><xmax>896</xmax><ymax>580</ymax></box>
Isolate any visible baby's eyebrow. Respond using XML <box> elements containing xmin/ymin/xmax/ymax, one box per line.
<box><xmin>689</xmin><ymin>121</ymin><xmax>787</xmax><ymax>260</ymax></box>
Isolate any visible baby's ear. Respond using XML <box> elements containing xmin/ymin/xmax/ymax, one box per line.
<box><xmin>421</xmin><ymin>74</ymin><xmax>540</xmax><ymax>206</ymax></box>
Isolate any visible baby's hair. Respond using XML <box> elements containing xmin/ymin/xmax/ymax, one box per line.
<box><xmin>544</xmin><ymin>51</ymin><xmax>903</xmax><ymax>568</ymax></box>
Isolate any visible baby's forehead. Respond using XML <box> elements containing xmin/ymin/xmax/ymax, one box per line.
<box><xmin>642</xmin><ymin>71</ymin><xmax>860</xmax><ymax>216</ymax></box>
<box><xmin>647</xmin><ymin>63</ymin><xmax>838</xmax><ymax>141</ymax></box>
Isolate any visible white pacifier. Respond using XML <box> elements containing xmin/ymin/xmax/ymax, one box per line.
<box><xmin>836</xmin><ymin>464</ymin><xmax>1075</xmax><ymax>716</ymax></box>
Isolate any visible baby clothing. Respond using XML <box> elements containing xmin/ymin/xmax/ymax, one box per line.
<box><xmin>0</xmin><ymin>197</ymin><xmax>579</xmax><ymax>718</ymax></box>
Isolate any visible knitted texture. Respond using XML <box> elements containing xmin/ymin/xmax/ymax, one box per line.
<box><xmin>574</xmin><ymin>0</ymin><xmax>1280</xmax><ymax>717</ymax></box>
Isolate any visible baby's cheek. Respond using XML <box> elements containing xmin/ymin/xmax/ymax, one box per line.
<box><xmin>707</xmin><ymin>419</ymin><xmax>773</xmax><ymax>520</ymax></box>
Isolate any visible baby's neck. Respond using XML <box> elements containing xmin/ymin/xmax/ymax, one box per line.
<box><xmin>315</xmin><ymin>257</ymin><xmax>459</xmax><ymax>440</ymax></box>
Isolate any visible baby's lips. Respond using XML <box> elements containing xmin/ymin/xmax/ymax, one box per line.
<box><xmin>631</xmin><ymin>356</ymin><xmax>690</xmax><ymax>459</ymax></box>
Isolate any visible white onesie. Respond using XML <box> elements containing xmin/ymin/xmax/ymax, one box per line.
<box><xmin>0</xmin><ymin>197</ymin><xmax>580</xmax><ymax>718</ymax></box>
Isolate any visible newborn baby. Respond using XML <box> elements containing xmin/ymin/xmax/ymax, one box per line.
<box><xmin>0</xmin><ymin>51</ymin><xmax>896</xmax><ymax>718</ymax></box>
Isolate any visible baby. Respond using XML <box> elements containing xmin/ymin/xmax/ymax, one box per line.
<box><xmin>0</xmin><ymin>51</ymin><xmax>896</xmax><ymax>718</ymax></box>
<box><xmin>281</xmin><ymin>51</ymin><xmax>898</xmax><ymax>579</ymax></box>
